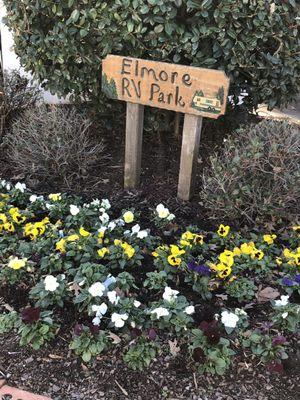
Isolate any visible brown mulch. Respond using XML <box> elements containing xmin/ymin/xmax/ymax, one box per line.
<box><xmin>1</xmin><ymin>332</ymin><xmax>300</xmax><ymax>400</ymax></box>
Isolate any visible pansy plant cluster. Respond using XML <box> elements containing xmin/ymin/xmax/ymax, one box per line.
<box><xmin>0</xmin><ymin>179</ymin><xmax>299</xmax><ymax>374</ymax></box>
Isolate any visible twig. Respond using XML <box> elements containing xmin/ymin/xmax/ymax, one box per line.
<box><xmin>115</xmin><ymin>379</ymin><xmax>129</xmax><ymax>397</ymax></box>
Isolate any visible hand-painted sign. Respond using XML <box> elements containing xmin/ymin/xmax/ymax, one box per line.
<box><xmin>102</xmin><ymin>55</ymin><xmax>230</xmax><ymax>119</ymax></box>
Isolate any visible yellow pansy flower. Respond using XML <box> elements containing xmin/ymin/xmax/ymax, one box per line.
<box><xmin>8</xmin><ymin>256</ymin><xmax>27</xmax><ymax>270</ymax></box>
<box><xmin>0</xmin><ymin>213</ymin><xmax>7</xmax><ymax>223</ymax></box>
<box><xmin>292</xmin><ymin>226</ymin><xmax>300</xmax><ymax>233</ymax></box>
<box><xmin>98</xmin><ymin>247</ymin><xmax>109</xmax><ymax>258</ymax></box>
<box><xmin>170</xmin><ymin>245</ymin><xmax>185</xmax><ymax>257</ymax></box>
<box><xmin>219</xmin><ymin>250</ymin><xmax>234</xmax><ymax>267</ymax></box>
<box><xmin>168</xmin><ymin>254</ymin><xmax>181</xmax><ymax>266</ymax></box>
<box><xmin>3</xmin><ymin>222</ymin><xmax>15</xmax><ymax>233</ymax></box>
<box><xmin>240</xmin><ymin>242</ymin><xmax>255</xmax><ymax>255</ymax></box>
<box><xmin>9</xmin><ymin>207</ymin><xmax>26</xmax><ymax>224</ymax></box>
<box><xmin>283</xmin><ymin>248</ymin><xmax>293</xmax><ymax>259</ymax></box>
<box><xmin>193</xmin><ymin>234</ymin><xmax>204</xmax><ymax>245</ymax></box>
<box><xmin>181</xmin><ymin>231</ymin><xmax>194</xmax><ymax>241</ymax></box>
<box><xmin>263</xmin><ymin>234</ymin><xmax>277</xmax><ymax>245</ymax></box>
<box><xmin>114</xmin><ymin>239</ymin><xmax>122</xmax><ymax>246</ymax></box>
<box><xmin>233</xmin><ymin>247</ymin><xmax>241</xmax><ymax>256</ymax></box>
<box><xmin>276</xmin><ymin>257</ymin><xmax>283</xmax><ymax>266</ymax></box>
<box><xmin>217</xmin><ymin>224</ymin><xmax>230</xmax><ymax>237</ymax></box>
<box><xmin>121</xmin><ymin>242</ymin><xmax>135</xmax><ymax>259</ymax></box>
<box><xmin>251</xmin><ymin>248</ymin><xmax>264</xmax><ymax>260</ymax></box>
<box><xmin>56</xmin><ymin>238</ymin><xmax>66</xmax><ymax>253</ymax></box>
<box><xmin>67</xmin><ymin>234</ymin><xmax>80</xmax><ymax>242</ymax></box>
<box><xmin>123</xmin><ymin>211</ymin><xmax>134</xmax><ymax>223</ymax></box>
<box><xmin>215</xmin><ymin>263</ymin><xmax>232</xmax><ymax>279</ymax></box>
<box><xmin>48</xmin><ymin>193</ymin><xmax>61</xmax><ymax>201</ymax></box>
<box><xmin>79</xmin><ymin>227</ymin><xmax>90</xmax><ymax>237</ymax></box>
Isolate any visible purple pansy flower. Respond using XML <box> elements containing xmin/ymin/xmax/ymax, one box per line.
<box><xmin>188</xmin><ymin>262</ymin><xmax>211</xmax><ymax>276</ymax></box>
<box><xmin>294</xmin><ymin>274</ymin><xmax>300</xmax><ymax>284</ymax></box>
<box><xmin>272</xmin><ymin>335</ymin><xmax>286</xmax><ymax>346</ymax></box>
<box><xmin>282</xmin><ymin>277</ymin><xmax>294</xmax><ymax>287</ymax></box>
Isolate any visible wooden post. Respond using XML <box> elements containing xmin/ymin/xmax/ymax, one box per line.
<box><xmin>124</xmin><ymin>102</ymin><xmax>144</xmax><ymax>189</ymax></box>
<box><xmin>177</xmin><ymin>114</ymin><xmax>203</xmax><ymax>201</ymax></box>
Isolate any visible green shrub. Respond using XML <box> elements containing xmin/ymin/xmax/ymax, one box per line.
<box><xmin>3</xmin><ymin>1</ymin><xmax>299</xmax><ymax>109</ymax></box>
<box><xmin>4</xmin><ymin>105</ymin><xmax>108</xmax><ymax>193</ymax></box>
<box><xmin>200</xmin><ymin>120</ymin><xmax>300</xmax><ymax>224</ymax></box>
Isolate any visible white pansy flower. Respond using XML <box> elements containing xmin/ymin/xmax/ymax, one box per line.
<box><xmin>6</xmin><ymin>183</ymin><xmax>11</xmax><ymax>190</ymax></box>
<box><xmin>44</xmin><ymin>275</ymin><xmax>59</xmax><ymax>292</ymax></box>
<box><xmin>130</xmin><ymin>321</ymin><xmax>136</xmax><ymax>328</ymax></box>
<box><xmin>167</xmin><ymin>213</ymin><xmax>175</xmax><ymax>221</ymax></box>
<box><xmin>91</xmin><ymin>199</ymin><xmax>100</xmax><ymax>207</ymax></box>
<box><xmin>234</xmin><ymin>308</ymin><xmax>247</xmax><ymax>316</ymax></box>
<box><xmin>70</xmin><ymin>204</ymin><xmax>80</xmax><ymax>216</ymax></box>
<box><xmin>185</xmin><ymin>305</ymin><xmax>195</xmax><ymax>315</ymax></box>
<box><xmin>45</xmin><ymin>203</ymin><xmax>54</xmax><ymax>210</ymax></box>
<box><xmin>99</xmin><ymin>212</ymin><xmax>110</xmax><ymax>224</ymax></box>
<box><xmin>282</xmin><ymin>312</ymin><xmax>288</xmax><ymax>319</ymax></box>
<box><xmin>137</xmin><ymin>230</ymin><xmax>148</xmax><ymax>239</ymax></box>
<box><xmin>107</xmin><ymin>290</ymin><xmax>120</xmax><ymax>305</ymax></box>
<box><xmin>108</xmin><ymin>221</ymin><xmax>116</xmax><ymax>231</ymax></box>
<box><xmin>134</xmin><ymin>300</ymin><xmax>141</xmax><ymax>308</ymax></box>
<box><xmin>156</xmin><ymin>204</ymin><xmax>170</xmax><ymax>219</ymax></box>
<box><xmin>111</xmin><ymin>312</ymin><xmax>128</xmax><ymax>328</ymax></box>
<box><xmin>29</xmin><ymin>195</ymin><xmax>37</xmax><ymax>203</ymax></box>
<box><xmin>101</xmin><ymin>199</ymin><xmax>111</xmax><ymax>210</ymax></box>
<box><xmin>151</xmin><ymin>307</ymin><xmax>169</xmax><ymax>319</ymax></box>
<box><xmin>132</xmin><ymin>224</ymin><xmax>141</xmax><ymax>234</ymax></box>
<box><xmin>15</xmin><ymin>182</ymin><xmax>26</xmax><ymax>192</ymax></box>
<box><xmin>274</xmin><ymin>295</ymin><xmax>289</xmax><ymax>307</ymax></box>
<box><xmin>79</xmin><ymin>279</ymin><xmax>86</xmax><ymax>286</ymax></box>
<box><xmin>88</xmin><ymin>282</ymin><xmax>105</xmax><ymax>297</ymax></box>
<box><xmin>92</xmin><ymin>302</ymin><xmax>108</xmax><ymax>317</ymax></box>
<box><xmin>103</xmin><ymin>275</ymin><xmax>116</xmax><ymax>289</ymax></box>
<box><xmin>221</xmin><ymin>311</ymin><xmax>239</xmax><ymax>328</ymax></box>
<box><xmin>163</xmin><ymin>286</ymin><xmax>179</xmax><ymax>302</ymax></box>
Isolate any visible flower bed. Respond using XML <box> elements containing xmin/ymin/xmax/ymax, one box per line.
<box><xmin>0</xmin><ymin>180</ymin><xmax>299</xmax><ymax>375</ymax></box>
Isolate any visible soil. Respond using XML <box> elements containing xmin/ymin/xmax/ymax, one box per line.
<box><xmin>0</xmin><ymin>331</ymin><xmax>299</xmax><ymax>400</ymax></box>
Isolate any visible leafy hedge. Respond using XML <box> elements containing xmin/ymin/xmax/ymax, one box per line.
<box><xmin>3</xmin><ymin>0</ymin><xmax>300</xmax><ymax>109</ymax></box>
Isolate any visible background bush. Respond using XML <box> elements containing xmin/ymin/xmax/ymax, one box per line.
<box><xmin>0</xmin><ymin>70</ymin><xmax>40</xmax><ymax>138</ymax></box>
<box><xmin>200</xmin><ymin>119</ymin><xmax>300</xmax><ymax>225</ymax></box>
<box><xmin>3</xmin><ymin>0</ymin><xmax>299</xmax><ymax>110</ymax></box>
<box><xmin>4</xmin><ymin>105</ymin><xmax>108</xmax><ymax>192</ymax></box>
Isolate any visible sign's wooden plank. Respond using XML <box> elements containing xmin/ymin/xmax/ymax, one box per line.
<box><xmin>124</xmin><ymin>102</ymin><xmax>144</xmax><ymax>189</ymax></box>
<box><xmin>102</xmin><ymin>55</ymin><xmax>230</xmax><ymax>119</ymax></box>
<box><xmin>177</xmin><ymin>115</ymin><xmax>203</xmax><ymax>201</ymax></box>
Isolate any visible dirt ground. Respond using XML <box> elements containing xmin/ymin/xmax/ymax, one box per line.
<box><xmin>1</xmin><ymin>331</ymin><xmax>300</xmax><ymax>400</ymax></box>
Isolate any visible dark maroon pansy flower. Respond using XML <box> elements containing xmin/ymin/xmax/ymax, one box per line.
<box><xmin>192</xmin><ymin>347</ymin><xmax>205</xmax><ymax>363</ymax></box>
<box><xmin>21</xmin><ymin>307</ymin><xmax>40</xmax><ymax>324</ymax></box>
<box><xmin>89</xmin><ymin>323</ymin><xmax>100</xmax><ymax>335</ymax></box>
<box><xmin>74</xmin><ymin>323</ymin><xmax>84</xmax><ymax>336</ymax></box>
<box><xmin>272</xmin><ymin>335</ymin><xmax>286</xmax><ymax>346</ymax></box>
<box><xmin>148</xmin><ymin>328</ymin><xmax>157</xmax><ymax>341</ymax></box>
<box><xmin>267</xmin><ymin>361</ymin><xmax>284</xmax><ymax>374</ymax></box>
<box><xmin>200</xmin><ymin>320</ymin><xmax>221</xmax><ymax>345</ymax></box>
<box><xmin>131</xmin><ymin>328</ymin><xmax>142</xmax><ymax>339</ymax></box>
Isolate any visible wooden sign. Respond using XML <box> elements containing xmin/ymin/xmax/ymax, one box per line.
<box><xmin>102</xmin><ymin>55</ymin><xmax>229</xmax><ymax>119</ymax></box>
<box><xmin>102</xmin><ymin>55</ymin><xmax>230</xmax><ymax>200</ymax></box>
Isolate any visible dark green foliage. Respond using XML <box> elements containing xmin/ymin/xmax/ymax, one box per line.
<box><xmin>3</xmin><ymin>1</ymin><xmax>299</xmax><ymax>109</ymax></box>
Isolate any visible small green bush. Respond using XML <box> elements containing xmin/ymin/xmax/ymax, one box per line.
<box><xmin>3</xmin><ymin>1</ymin><xmax>300</xmax><ymax>110</ymax></box>
<box><xmin>4</xmin><ymin>105</ymin><xmax>108</xmax><ymax>192</ymax></box>
<box><xmin>200</xmin><ymin>119</ymin><xmax>300</xmax><ymax>224</ymax></box>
